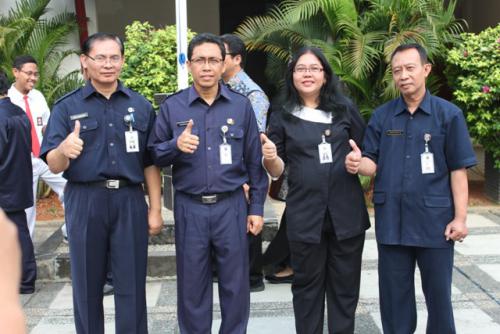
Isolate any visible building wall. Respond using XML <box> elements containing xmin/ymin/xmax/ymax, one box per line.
<box><xmin>94</xmin><ymin>0</ymin><xmax>220</xmax><ymax>37</ymax></box>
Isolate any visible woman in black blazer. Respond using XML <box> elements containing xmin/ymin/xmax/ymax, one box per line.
<box><xmin>262</xmin><ymin>47</ymin><xmax>370</xmax><ymax>334</ymax></box>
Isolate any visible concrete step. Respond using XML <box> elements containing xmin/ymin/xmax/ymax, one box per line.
<box><xmin>36</xmin><ymin>214</ymin><xmax>280</xmax><ymax>280</ymax></box>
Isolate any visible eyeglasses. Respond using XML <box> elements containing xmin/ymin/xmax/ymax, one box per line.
<box><xmin>294</xmin><ymin>66</ymin><xmax>324</xmax><ymax>74</ymax></box>
<box><xmin>86</xmin><ymin>54</ymin><xmax>122</xmax><ymax>65</ymax></box>
<box><xmin>190</xmin><ymin>58</ymin><xmax>224</xmax><ymax>67</ymax></box>
<box><xmin>20</xmin><ymin>70</ymin><xmax>40</xmax><ymax>78</ymax></box>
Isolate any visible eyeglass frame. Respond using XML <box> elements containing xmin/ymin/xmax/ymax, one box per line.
<box><xmin>293</xmin><ymin>66</ymin><xmax>324</xmax><ymax>74</ymax></box>
<box><xmin>19</xmin><ymin>70</ymin><xmax>40</xmax><ymax>78</ymax></box>
<box><xmin>189</xmin><ymin>57</ymin><xmax>224</xmax><ymax>67</ymax></box>
<box><xmin>85</xmin><ymin>54</ymin><xmax>123</xmax><ymax>65</ymax></box>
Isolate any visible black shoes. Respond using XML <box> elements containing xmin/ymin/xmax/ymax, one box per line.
<box><xmin>250</xmin><ymin>280</ymin><xmax>265</xmax><ymax>292</ymax></box>
<box><xmin>265</xmin><ymin>273</ymin><xmax>294</xmax><ymax>284</ymax></box>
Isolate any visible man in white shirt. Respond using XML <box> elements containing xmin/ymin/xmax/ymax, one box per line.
<box><xmin>8</xmin><ymin>55</ymin><xmax>66</xmax><ymax>237</ymax></box>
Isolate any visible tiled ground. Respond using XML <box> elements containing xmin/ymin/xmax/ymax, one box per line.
<box><xmin>23</xmin><ymin>211</ymin><xmax>500</xmax><ymax>333</ymax></box>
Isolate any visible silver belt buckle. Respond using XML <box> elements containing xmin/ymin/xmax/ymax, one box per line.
<box><xmin>201</xmin><ymin>195</ymin><xmax>217</xmax><ymax>204</ymax></box>
<box><xmin>106</xmin><ymin>179</ymin><xmax>120</xmax><ymax>189</ymax></box>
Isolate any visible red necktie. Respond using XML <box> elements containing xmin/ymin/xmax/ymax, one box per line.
<box><xmin>23</xmin><ymin>95</ymin><xmax>41</xmax><ymax>157</ymax></box>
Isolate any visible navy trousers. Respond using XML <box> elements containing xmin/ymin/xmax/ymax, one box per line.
<box><xmin>174</xmin><ymin>189</ymin><xmax>249</xmax><ymax>334</ymax></box>
<box><xmin>65</xmin><ymin>183</ymin><xmax>149</xmax><ymax>334</ymax></box>
<box><xmin>378</xmin><ymin>244</ymin><xmax>455</xmax><ymax>334</ymax></box>
<box><xmin>7</xmin><ymin>210</ymin><xmax>36</xmax><ymax>293</ymax></box>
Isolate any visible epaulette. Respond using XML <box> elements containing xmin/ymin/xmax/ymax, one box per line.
<box><xmin>53</xmin><ymin>87</ymin><xmax>81</xmax><ymax>105</ymax></box>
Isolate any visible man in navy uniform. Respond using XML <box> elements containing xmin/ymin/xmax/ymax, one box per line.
<box><xmin>149</xmin><ymin>33</ymin><xmax>268</xmax><ymax>333</ymax></box>
<box><xmin>346</xmin><ymin>43</ymin><xmax>477</xmax><ymax>333</ymax></box>
<box><xmin>0</xmin><ymin>70</ymin><xmax>36</xmax><ymax>295</ymax></box>
<box><xmin>221</xmin><ymin>33</ymin><xmax>270</xmax><ymax>292</ymax></box>
<box><xmin>41</xmin><ymin>33</ymin><xmax>163</xmax><ymax>334</ymax></box>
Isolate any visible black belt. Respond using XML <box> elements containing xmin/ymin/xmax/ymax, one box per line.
<box><xmin>77</xmin><ymin>179</ymin><xmax>137</xmax><ymax>189</ymax></box>
<box><xmin>182</xmin><ymin>190</ymin><xmax>236</xmax><ymax>204</ymax></box>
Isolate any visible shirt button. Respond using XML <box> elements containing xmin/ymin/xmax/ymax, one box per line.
<box><xmin>112</xmin><ymin>161</ymin><xmax>116</xmax><ymax>165</ymax></box>
<box><xmin>208</xmin><ymin>146</ymin><xmax>211</xmax><ymax>150</ymax></box>
<box><xmin>109</xmin><ymin>142</ymin><xmax>114</xmax><ymax>147</ymax></box>
<box><xmin>109</xmin><ymin>123</ymin><xmax>113</xmax><ymax>127</ymax></box>
<box><xmin>208</xmin><ymin>165</ymin><xmax>212</xmax><ymax>169</ymax></box>
<box><xmin>408</xmin><ymin>135</ymin><xmax>413</xmax><ymax>139</ymax></box>
<box><xmin>406</xmin><ymin>155</ymin><xmax>410</xmax><ymax>159</ymax></box>
<box><xmin>410</xmin><ymin>116</ymin><xmax>414</xmax><ymax>120</ymax></box>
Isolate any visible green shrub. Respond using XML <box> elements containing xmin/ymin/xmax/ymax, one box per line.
<box><xmin>446</xmin><ymin>24</ymin><xmax>500</xmax><ymax>168</ymax></box>
<box><xmin>121</xmin><ymin>21</ymin><xmax>196</xmax><ymax>107</ymax></box>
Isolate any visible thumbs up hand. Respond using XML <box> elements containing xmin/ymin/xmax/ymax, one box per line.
<box><xmin>345</xmin><ymin>139</ymin><xmax>362</xmax><ymax>174</ymax></box>
<box><xmin>58</xmin><ymin>120</ymin><xmax>84</xmax><ymax>159</ymax></box>
<box><xmin>177</xmin><ymin>119</ymin><xmax>199</xmax><ymax>154</ymax></box>
<box><xmin>261</xmin><ymin>133</ymin><xmax>277</xmax><ymax>160</ymax></box>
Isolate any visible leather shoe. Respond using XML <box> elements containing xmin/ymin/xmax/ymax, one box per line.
<box><xmin>250</xmin><ymin>280</ymin><xmax>265</xmax><ymax>292</ymax></box>
<box><xmin>265</xmin><ymin>273</ymin><xmax>294</xmax><ymax>284</ymax></box>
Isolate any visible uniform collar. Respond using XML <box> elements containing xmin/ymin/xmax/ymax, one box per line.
<box><xmin>395</xmin><ymin>90</ymin><xmax>432</xmax><ymax>116</ymax></box>
<box><xmin>81</xmin><ymin>80</ymin><xmax>131</xmax><ymax>99</ymax></box>
<box><xmin>187</xmin><ymin>83</ymin><xmax>231</xmax><ymax>105</ymax></box>
<box><xmin>9</xmin><ymin>84</ymin><xmax>33</xmax><ymax>99</ymax></box>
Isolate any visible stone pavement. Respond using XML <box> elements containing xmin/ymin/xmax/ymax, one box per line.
<box><xmin>22</xmin><ymin>207</ymin><xmax>500</xmax><ymax>333</ymax></box>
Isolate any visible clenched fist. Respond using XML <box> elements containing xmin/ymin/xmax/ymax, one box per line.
<box><xmin>260</xmin><ymin>133</ymin><xmax>277</xmax><ymax>161</ymax></box>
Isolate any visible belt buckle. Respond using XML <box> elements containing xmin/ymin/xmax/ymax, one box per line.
<box><xmin>106</xmin><ymin>180</ymin><xmax>120</xmax><ymax>189</ymax></box>
<box><xmin>201</xmin><ymin>195</ymin><xmax>217</xmax><ymax>204</ymax></box>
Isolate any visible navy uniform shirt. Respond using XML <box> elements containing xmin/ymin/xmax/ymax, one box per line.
<box><xmin>148</xmin><ymin>84</ymin><xmax>268</xmax><ymax>216</ymax></box>
<box><xmin>40</xmin><ymin>81</ymin><xmax>155</xmax><ymax>183</ymax></box>
<box><xmin>0</xmin><ymin>97</ymin><xmax>33</xmax><ymax>211</ymax></box>
<box><xmin>363</xmin><ymin>91</ymin><xmax>477</xmax><ymax>248</ymax></box>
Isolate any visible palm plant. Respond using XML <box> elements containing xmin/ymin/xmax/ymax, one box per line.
<box><xmin>237</xmin><ymin>0</ymin><xmax>465</xmax><ymax>116</ymax></box>
<box><xmin>0</xmin><ymin>0</ymin><xmax>83</xmax><ymax>107</ymax></box>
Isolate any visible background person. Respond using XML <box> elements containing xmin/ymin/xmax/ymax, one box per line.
<box><xmin>0</xmin><ymin>70</ymin><xmax>36</xmax><ymax>295</ymax></box>
<box><xmin>263</xmin><ymin>46</ymin><xmax>370</xmax><ymax>334</ymax></box>
<box><xmin>345</xmin><ymin>43</ymin><xmax>477</xmax><ymax>333</ymax></box>
<box><xmin>8</xmin><ymin>55</ymin><xmax>67</xmax><ymax>238</ymax></box>
<box><xmin>221</xmin><ymin>33</ymin><xmax>270</xmax><ymax>292</ymax></box>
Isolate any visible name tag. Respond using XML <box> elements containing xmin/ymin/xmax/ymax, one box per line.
<box><xmin>385</xmin><ymin>130</ymin><xmax>404</xmax><ymax>136</ymax></box>
<box><xmin>36</xmin><ymin>117</ymin><xmax>43</xmax><ymax>126</ymax></box>
<box><xmin>318</xmin><ymin>142</ymin><xmax>333</xmax><ymax>164</ymax></box>
<box><xmin>220</xmin><ymin>143</ymin><xmax>232</xmax><ymax>165</ymax></box>
<box><xmin>421</xmin><ymin>152</ymin><xmax>435</xmax><ymax>174</ymax></box>
<box><xmin>70</xmin><ymin>112</ymin><xmax>89</xmax><ymax>121</ymax></box>
<box><xmin>176</xmin><ymin>120</ymin><xmax>190</xmax><ymax>127</ymax></box>
<box><xmin>125</xmin><ymin>130</ymin><xmax>140</xmax><ymax>153</ymax></box>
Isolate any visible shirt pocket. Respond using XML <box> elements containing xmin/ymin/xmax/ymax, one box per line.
<box><xmin>227</xmin><ymin>126</ymin><xmax>244</xmax><ymax>161</ymax></box>
<box><xmin>423</xmin><ymin>195</ymin><xmax>451</xmax><ymax>208</ymax></box>
<box><xmin>75</xmin><ymin>119</ymin><xmax>99</xmax><ymax>152</ymax></box>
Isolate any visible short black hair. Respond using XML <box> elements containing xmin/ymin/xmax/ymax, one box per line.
<box><xmin>13</xmin><ymin>55</ymin><xmax>37</xmax><ymax>70</ymax></box>
<box><xmin>0</xmin><ymin>70</ymin><xmax>10</xmax><ymax>95</ymax></box>
<box><xmin>82</xmin><ymin>32</ymin><xmax>124</xmax><ymax>56</ymax></box>
<box><xmin>220</xmin><ymin>34</ymin><xmax>247</xmax><ymax>68</ymax></box>
<box><xmin>187</xmin><ymin>33</ymin><xmax>225</xmax><ymax>61</ymax></box>
<box><xmin>390</xmin><ymin>43</ymin><xmax>429</xmax><ymax>64</ymax></box>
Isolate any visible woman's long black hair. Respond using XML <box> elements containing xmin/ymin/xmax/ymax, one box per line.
<box><xmin>280</xmin><ymin>46</ymin><xmax>351</xmax><ymax>116</ymax></box>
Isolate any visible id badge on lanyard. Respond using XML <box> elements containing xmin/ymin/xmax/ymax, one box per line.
<box><xmin>124</xmin><ymin>108</ymin><xmax>139</xmax><ymax>153</ymax></box>
<box><xmin>421</xmin><ymin>133</ymin><xmax>435</xmax><ymax>174</ymax></box>
<box><xmin>220</xmin><ymin>125</ymin><xmax>232</xmax><ymax>165</ymax></box>
<box><xmin>318</xmin><ymin>134</ymin><xmax>332</xmax><ymax>164</ymax></box>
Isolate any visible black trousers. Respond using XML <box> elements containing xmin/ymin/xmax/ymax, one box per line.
<box><xmin>262</xmin><ymin>210</ymin><xmax>290</xmax><ymax>272</ymax></box>
<box><xmin>7</xmin><ymin>210</ymin><xmax>36</xmax><ymax>293</ymax></box>
<box><xmin>289</xmin><ymin>215</ymin><xmax>365</xmax><ymax>334</ymax></box>
<box><xmin>248</xmin><ymin>232</ymin><xmax>263</xmax><ymax>285</ymax></box>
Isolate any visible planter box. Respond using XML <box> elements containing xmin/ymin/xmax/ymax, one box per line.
<box><xmin>484</xmin><ymin>151</ymin><xmax>500</xmax><ymax>203</ymax></box>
